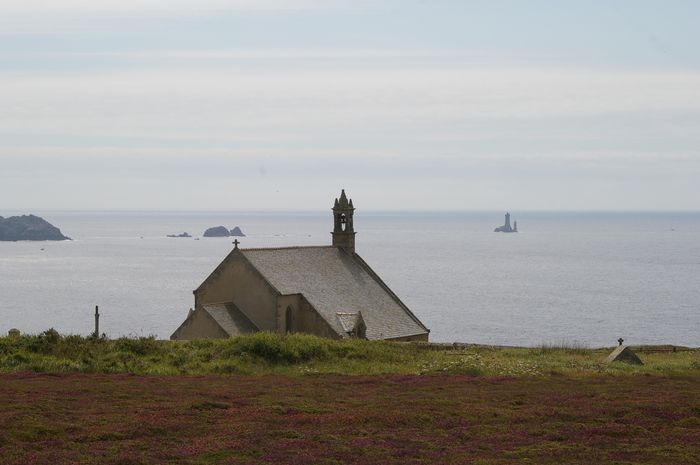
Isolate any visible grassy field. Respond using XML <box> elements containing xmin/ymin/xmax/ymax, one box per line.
<box><xmin>0</xmin><ymin>330</ymin><xmax>698</xmax><ymax>377</ymax></box>
<box><xmin>1</xmin><ymin>331</ymin><xmax>699</xmax><ymax>464</ymax></box>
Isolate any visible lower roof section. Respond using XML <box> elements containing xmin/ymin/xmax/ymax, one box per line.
<box><xmin>203</xmin><ymin>302</ymin><xmax>258</xmax><ymax>337</ymax></box>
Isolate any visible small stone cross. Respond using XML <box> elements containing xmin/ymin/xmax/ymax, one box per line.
<box><xmin>618</xmin><ymin>338</ymin><xmax>624</xmax><ymax>346</ymax></box>
<box><xmin>233</xmin><ymin>239</ymin><xmax>240</xmax><ymax>249</ymax></box>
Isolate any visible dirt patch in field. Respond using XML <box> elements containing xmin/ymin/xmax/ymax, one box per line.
<box><xmin>1</xmin><ymin>373</ymin><xmax>699</xmax><ymax>464</ymax></box>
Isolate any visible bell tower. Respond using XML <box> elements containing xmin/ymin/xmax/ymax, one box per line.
<box><xmin>332</xmin><ymin>189</ymin><xmax>356</xmax><ymax>253</ymax></box>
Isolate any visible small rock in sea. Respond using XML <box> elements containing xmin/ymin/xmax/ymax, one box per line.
<box><xmin>230</xmin><ymin>226</ymin><xmax>246</xmax><ymax>237</ymax></box>
<box><xmin>203</xmin><ymin>226</ymin><xmax>230</xmax><ymax>237</ymax></box>
<box><xmin>167</xmin><ymin>232</ymin><xmax>192</xmax><ymax>238</ymax></box>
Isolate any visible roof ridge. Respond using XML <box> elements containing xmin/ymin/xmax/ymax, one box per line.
<box><xmin>241</xmin><ymin>245</ymin><xmax>335</xmax><ymax>252</ymax></box>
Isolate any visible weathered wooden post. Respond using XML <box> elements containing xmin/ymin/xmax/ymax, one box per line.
<box><xmin>94</xmin><ymin>305</ymin><xmax>100</xmax><ymax>337</ymax></box>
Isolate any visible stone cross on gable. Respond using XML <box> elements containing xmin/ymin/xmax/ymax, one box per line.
<box><xmin>233</xmin><ymin>239</ymin><xmax>240</xmax><ymax>249</ymax></box>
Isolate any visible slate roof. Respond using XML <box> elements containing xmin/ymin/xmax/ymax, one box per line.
<box><xmin>241</xmin><ymin>246</ymin><xmax>428</xmax><ymax>340</ymax></box>
<box><xmin>203</xmin><ymin>302</ymin><xmax>258</xmax><ymax>336</ymax></box>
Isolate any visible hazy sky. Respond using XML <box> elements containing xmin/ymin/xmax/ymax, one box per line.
<box><xmin>2</xmin><ymin>0</ymin><xmax>699</xmax><ymax>211</ymax></box>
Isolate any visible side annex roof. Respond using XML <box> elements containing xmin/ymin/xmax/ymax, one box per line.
<box><xmin>202</xmin><ymin>302</ymin><xmax>259</xmax><ymax>336</ymax></box>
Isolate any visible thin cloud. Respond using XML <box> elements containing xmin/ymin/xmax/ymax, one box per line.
<box><xmin>1</xmin><ymin>65</ymin><xmax>698</xmax><ymax>142</ymax></box>
<box><xmin>0</xmin><ymin>0</ymin><xmax>373</xmax><ymax>34</ymax></box>
<box><xmin>0</xmin><ymin>0</ymin><xmax>355</xmax><ymax>12</ymax></box>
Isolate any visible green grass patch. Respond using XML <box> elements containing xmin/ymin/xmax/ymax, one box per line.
<box><xmin>0</xmin><ymin>329</ymin><xmax>698</xmax><ymax>377</ymax></box>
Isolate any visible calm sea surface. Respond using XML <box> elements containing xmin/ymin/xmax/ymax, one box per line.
<box><xmin>1</xmin><ymin>211</ymin><xmax>698</xmax><ymax>347</ymax></box>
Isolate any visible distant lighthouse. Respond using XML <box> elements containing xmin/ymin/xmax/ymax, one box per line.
<box><xmin>494</xmin><ymin>213</ymin><xmax>518</xmax><ymax>233</ymax></box>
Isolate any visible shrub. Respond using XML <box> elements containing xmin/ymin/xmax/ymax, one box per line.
<box><xmin>25</xmin><ymin>328</ymin><xmax>62</xmax><ymax>354</ymax></box>
<box><xmin>222</xmin><ymin>332</ymin><xmax>332</xmax><ymax>364</ymax></box>
<box><xmin>114</xmin><ymin>336</ymin><xmax>160</xmax><ymax>355</ymax></box>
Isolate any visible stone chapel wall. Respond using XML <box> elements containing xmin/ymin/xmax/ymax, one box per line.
<box><xmin>195</xmin><ymin>253</ymin><xmax>278</xmax><ymax>331</ymax></box>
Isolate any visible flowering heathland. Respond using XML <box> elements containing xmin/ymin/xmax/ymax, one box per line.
<box><xmin>1</xmin><ymin>372</ymin><xmax>699</xmax><ymax>464</ymax></box>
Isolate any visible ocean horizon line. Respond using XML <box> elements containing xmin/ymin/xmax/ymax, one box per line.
<box><xmin>2</xmin><ymin>209</ymin><xmax>700</xmax><ymax>215</ymax></box>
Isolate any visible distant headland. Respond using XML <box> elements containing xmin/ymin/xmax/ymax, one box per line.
<box><xmin>0</xmin><ymin>215</ymin><xmax>71</xmax><ymax>241</ymax></box>
<box><xmin>494</xmin><ymin>213</ymin><xmax>518</xmax><ymax>233</ymax></box>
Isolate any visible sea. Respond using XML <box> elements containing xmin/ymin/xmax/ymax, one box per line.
<box><xmin>1</xmin><ymin>211</ymin><xmax>698</xmax><ymax>347</ymax></box>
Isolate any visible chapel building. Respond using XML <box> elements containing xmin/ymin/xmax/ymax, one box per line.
<box><xmin>170</xmin><ymin>190</ymin><xmax>429</xmax><ymax>341</ymax></box>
